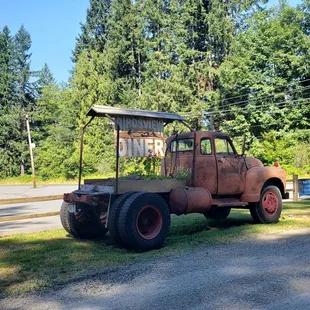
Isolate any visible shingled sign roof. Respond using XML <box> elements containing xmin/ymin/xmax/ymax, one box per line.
<box><xmin>86</xmin><ymin>105</ymin><xmax>184</xmax><ymax>122</ymax></box>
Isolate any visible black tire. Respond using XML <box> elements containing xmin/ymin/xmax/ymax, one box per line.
<box><xmin>108</xmin><ymin>192</ymin><xmax>136</xmax><ymax>246</ymax></box>
<box><xmin>60</xmin><ymin>202</ymin><xmax>72</xmax><ymax>234</ymax></box>
<box><xmin>203</xmin><ymin>206</ymin><xmax>231</xmax><ymax>220</ymax></box>
<box><xmin>250</xmin><ymin>185</ymin><xmax>282</xmax><ymax>224</ymax></box>
<box><xmin>249</xmin><ymin>203</ymin><xmax>260</xmax><ymax>223</ymax></box>
<box><xmin>118</xmin><ymin>192</ymin><xmax>171</xmax><ymax>251</ymax></box>
<box><xmin>60</xmin><ymin>201</ymin><xmax>108</xmax><ymax>239</ymax></box>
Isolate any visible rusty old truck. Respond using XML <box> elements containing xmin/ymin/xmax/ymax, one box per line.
<box><xmin>61</xmin><ymin>105</ymin><xmax>289</xmax><ymax>251</ymax></box>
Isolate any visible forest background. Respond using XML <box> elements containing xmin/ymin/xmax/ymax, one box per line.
<box><xmin>0</xmin><ymin>0</ymin><xmax>310</xmax><ymax>182</ymax></box>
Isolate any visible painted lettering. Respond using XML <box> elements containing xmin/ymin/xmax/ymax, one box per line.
<box><xmin>133</xmin><ymin>139</ymin><xmax>144</xmax><ymax>157</ymax></box>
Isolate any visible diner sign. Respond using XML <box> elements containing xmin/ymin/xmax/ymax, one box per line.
<box><xmin>115</xmin><ymin>117</ymin><xmax>165</xmax><ymax>158</ymax></box>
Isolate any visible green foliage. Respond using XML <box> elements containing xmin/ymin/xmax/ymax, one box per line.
<box><xmin>1</xmin><ymin>1</ymin><xmax>310</xmax><ymax>180</ymax></box>
<box><xmin>248</xmin><ymin>129</ymin><xmax>310</xmax><ymax>176</ymax></box>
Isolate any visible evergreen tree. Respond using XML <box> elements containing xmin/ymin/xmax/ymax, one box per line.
<box><xmin>14</xmin><ymin>25</ymin><xmax>34</xmax><ymax>110</ymax></box>
<box><xmin>0</xmin><ymin>26</ymin><xmax>15</xmax><ymax>106</ymax></box>
<box><xmin>73</xmin><ymin>0</ymin><xmax>112</xmax><ymax>62</ymax></box>
<box><xmin>216</xmin><ymin>5</ymin><xmax>310</xmax><ymax>138</ymax></box>
<box><xmin>36</xmin><ymin>63</ymin><xmax>55</xmax><ymax>93</ymax></box>
<box><xmin>0</xmin><ymin>26</ymin><xmax>21</xmax><ymax>178</ymax></box>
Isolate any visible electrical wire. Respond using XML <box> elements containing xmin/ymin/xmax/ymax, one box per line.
<box><xmin>206</xmin><ymin>97</ymin><xmax>310</xmax><ymax>115</ymax></box>
<box><xmin>216</xmin><ymin>78</ymin><xmax>310</xmax><ymax>104</ymax></box>
<box><xmin>216</xmin><ymin>86</ymin><xmax>310</xmax><ymax>109</ymax></box>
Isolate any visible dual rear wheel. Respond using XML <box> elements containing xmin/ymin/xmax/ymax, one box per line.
<box><xmin>60</xmin><ymin>192</ymin><xmax>171</xmax><ymax>251</ymax></box>
<box><xmin>60</xmin><ymin>202</ymin><xmax>108</xmax><ymax>239</ymax></box>
<box><xmin>109</xmin><ymin>192</ymin><xmax>171</xmax><ymax>251</ymax></box>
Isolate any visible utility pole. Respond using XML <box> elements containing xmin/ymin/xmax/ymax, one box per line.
<box><xmin>25</xmin><ymin>114</ymin><xmax>36</xmax><ymax>188</ymax></box>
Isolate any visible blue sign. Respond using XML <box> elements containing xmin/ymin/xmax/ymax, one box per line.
<box><xmin>298</xmin><ymin>179</ymin><xmax>310</xmax><ymax>196</ymax></box>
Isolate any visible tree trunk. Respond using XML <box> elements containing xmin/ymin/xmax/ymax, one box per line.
<box><xmin>20</xmin><ymin>159</ymin><xmax>25</xmax><ymax>176</ymax></box>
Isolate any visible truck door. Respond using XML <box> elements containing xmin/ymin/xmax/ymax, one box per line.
<box><xmin>194</xmin><ymin>138</ymin><xmax>217</xmax><ymax>194</ymax></box>
<box><xmin>215</xmin><ymin>138</ymin><xmax>246</xmax><ymax>195</ymax></box>
<box><xmin>165</xmin><ymin>138</ymin><xmax>194</xmax><ymax>177</ymax></box>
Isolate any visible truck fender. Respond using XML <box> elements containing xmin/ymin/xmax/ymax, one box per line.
<box><xmin>240</xmin><ymin>167</ymin><xmax>286</xmax><ymax>203</ymax></box>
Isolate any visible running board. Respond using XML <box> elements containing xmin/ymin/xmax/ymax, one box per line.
<box><xmin>212</xmin><ymin>199</ymin><xmax>249</xmax><ymax>208</ymax></box>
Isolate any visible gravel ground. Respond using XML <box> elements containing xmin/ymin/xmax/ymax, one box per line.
<box><xmin>1</xmin><ymin>228</ymin><xmax>310</xmax><ymax>310</ymax></box>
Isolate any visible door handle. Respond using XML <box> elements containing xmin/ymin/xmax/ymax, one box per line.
<box><xmin>218</xmin><ymin>158</ymin><xmax>225</xmax><ymax>163</ymax></box>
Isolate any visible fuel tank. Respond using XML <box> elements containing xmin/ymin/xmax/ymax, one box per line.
<box><xmin>169</xmin><ymin>187</ymin><xmax>212</xmax><ymax>215</ymax></box>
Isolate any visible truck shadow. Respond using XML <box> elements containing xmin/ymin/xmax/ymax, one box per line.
<box><xmin>169</xmin><ymin>210</ymin><xmax>253</xmax><ymax>236</ymax></box>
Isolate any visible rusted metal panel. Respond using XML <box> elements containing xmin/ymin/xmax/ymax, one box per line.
<box><xmin>169</xmin><ymin>187</ymin><xmax>212</xmax><ymax>215</ymax></box>
<box><xmin>194</xmin><ymin>154</ymin><xmax>217</xmax><ymax>195</ymax></box>
<box><xmin>211</xmin><ymin>198</ymin><xmax>249</xmax><ymax>207</ymax></box>
<box><xmin>83</xmin><ymin>178</ymin><xmax>186</xmax><ymax>194</ymax></box>
<box><xmin>63</xmin><ymin>193</ymin><xmax>95</xmax><ymax>204</ymax></box>
<box><xmin>118</xmin><ymin>179</ymin><xmax>186</xmax><ymax>194</ymax></box>
<box><xmin>216</xmin><ymin>155</ymin><xmax>247</xmax><ymax>195</ymax></box>
<box><xmin>240</xmin><ymin>167</ymin><xmax>286</xmax><ymax>202</ymax></box>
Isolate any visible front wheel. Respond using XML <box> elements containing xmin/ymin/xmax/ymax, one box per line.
<box><xmin>250</xmin><ymin>185</ymin><xmax>282</xmax><ymax>224</ymax></box>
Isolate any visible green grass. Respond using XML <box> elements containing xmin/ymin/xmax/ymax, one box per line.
<box><xmin>0</xmin><ymin>201</ymin><xmax>309</xmax><ymax>297</ymax></box>
<box><xmin>0</xmin><ymin>174</ymin><xmax>183</xmax><ymax>185</ymax></box>
<box><xmin>0</xmin><ymin>175</ymin><xmax>78</xmax><ymax>185</ymax></box>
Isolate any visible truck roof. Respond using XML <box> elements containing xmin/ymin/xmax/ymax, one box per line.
<box><xmin>167</xmin><ymin>131</ymin><xmax>231</xmax><ymax>141</ymax></box>
<box><xmin>87</xmin><ymin>105</ymin><xmax>184</xmax><ymax>123</ymax></box>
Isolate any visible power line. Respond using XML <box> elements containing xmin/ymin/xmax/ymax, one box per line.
<box><xmin>216</xmin><ymin>78</ymin><xmax>310</xmax><ymax>104</ymax></box>
<box><xmin>215</xmin><ymin>86</ymin><xmax>310</xmax><ymax>110</ymax></box>
<box><xmin>179</xmin><ymin>98</ymin><xmax>310</xmax><ymax>119</ymax></box>
<box><xmin>206</xmin><ymin>96</ymin><xmax>310</xmax><ymax>115</ymax></box>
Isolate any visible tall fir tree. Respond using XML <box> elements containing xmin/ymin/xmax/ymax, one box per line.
<box><xmin>13</xmin><ymin>25</ymin><xmax>35</xmax><ymax>175</ymax></box>
<box><xmin>0</xmin><ymin>26</ymin><xmax>20</xmax><ymax>178</ymax></box>
<box><xmin>73</xmin><ymin>0</ymin><xmax>112</xmax><ymax>62</ymax></box>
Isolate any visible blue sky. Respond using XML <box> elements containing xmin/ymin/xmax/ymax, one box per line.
<box><xmin>0</xmin><ymin>0</ymin><xmax>303</xmax><ymax>84</ymax></box>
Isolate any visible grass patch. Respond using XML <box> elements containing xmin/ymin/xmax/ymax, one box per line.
<box><xmin>0</xmin><ymin>175</ymin><xmax>77</xmax><ymax>185</ymax></box>
<box><xmin>0</xmin><ymin>174</ymin><xmax>113</xmax><ymax>185</ymax></box>
<box><xmin>0</xmin><ymin>201</ymin><xmax>309</xmax><ymax>296</ymax></box>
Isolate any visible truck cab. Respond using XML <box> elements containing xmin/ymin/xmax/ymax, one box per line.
<box><xmin>164</xmin><ymin>130</ymin><xmax>287</xmax><ymax>206</ymax></box>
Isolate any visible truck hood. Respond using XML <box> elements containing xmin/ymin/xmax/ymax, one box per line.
<box><xmin>245</xmin><ymin>156</ymin><xmax>264</xmax><ymax>169</ymax></box>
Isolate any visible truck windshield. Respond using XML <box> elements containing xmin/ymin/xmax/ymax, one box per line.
<box><xmin>171</xmin><ymin>139</ymin><xmax>194</xmax><ymax>152</ymax></box>
<box><xmin>215</xmin><ymin>138</ymin><xmax>235</xmax><ymax>155</ymax></box>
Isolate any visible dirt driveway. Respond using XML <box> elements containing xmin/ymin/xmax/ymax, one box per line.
<box><xmin>1</xmin><ymin>228</ymin><xmax>310</xmax><ymax>310</ymax></box>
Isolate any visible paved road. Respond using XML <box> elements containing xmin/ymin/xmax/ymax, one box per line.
<box><xmin>1</xmin><ymin>228</ymin><xmax>309</xmax><ymax>310</ymax></box>
<box><xmin>0</xmin><ymin>200</ymin><xmax>62</xmax><ymax>218</ymax></box>
<box><xmin>0</xmin><ymin>199</ymin><xmax>63</xmax><ymax>236</ymax></box>
<box><xmin>0</xmin><ymin>215</ymin><xmax>61</xmax><ymax>236</ymax></box>
<box><xmin>0</xmin><ymin>185</ymin><xmax>74</xmax><ymax>236</ymax></box>
<box><xmin>0</xmin><ymin>184</ymin><xmax>77</xmax><ymax>199</ymax></box>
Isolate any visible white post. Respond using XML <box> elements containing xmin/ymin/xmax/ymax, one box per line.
<box><xmin>25</xmin><ymin>115</ymin><xmax>36</xmax><ymax>188</ymax></box>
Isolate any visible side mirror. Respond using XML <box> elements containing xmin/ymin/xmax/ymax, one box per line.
<box><xmin>242</xmin><ymin>135</ymin><xmax>246</xmax><ymax>155</ymax></box>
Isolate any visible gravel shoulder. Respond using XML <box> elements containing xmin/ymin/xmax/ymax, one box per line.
<box><xmin>1</xmin><ymin>228</ymin><xmax>310</xmax><ymax>310</ymax></box>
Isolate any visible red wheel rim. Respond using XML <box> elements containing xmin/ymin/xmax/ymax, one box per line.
<box><xmin>262</xmin><ymin>191</ymin><xmax>278</xmax><ymax>216</ymax></box>
<box><xmin>136</xmin><ymin>205</ymin><xmax>163</xmax><ymax>240</ymax></box>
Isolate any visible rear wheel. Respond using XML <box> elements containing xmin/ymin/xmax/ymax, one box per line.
<box><xmin>118</xmin><ymin>192</ymin><xmax>170</xmax><ymax>251</ymax></box>
<box><xmin>250</xmin><ymin>185</ymin><xmax>282</xmax><ymax>224</ymax></box>
<box><xmin>108</xmin><ymin>192</ymin><xmax>136</xmax><ymax>246</ymax></box>
<box><xmin>203</xmin><ymin>206</ymin><xmax>231</xmax><ymax>220</ymax></box>
<box><xmin>60</xmin><ymin>202</ymin><xmax>108</xmax><ymax>239</ymax></box>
